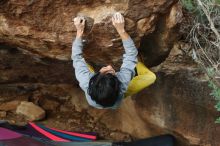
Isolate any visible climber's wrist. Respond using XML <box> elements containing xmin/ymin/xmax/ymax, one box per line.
<box><xmin>118</xmin><ymin>30</ymin><xmax>129</xmax><ymax>40</ymax></box>
<box><xmin>76</xmin><ymin>30</ymin><xmax>83</xmax><ymax>38</ymax></box>
<box><xmin>117</xmin><ymin>29</ymin><xmax>126</xmax><ymax>35</ymax></box>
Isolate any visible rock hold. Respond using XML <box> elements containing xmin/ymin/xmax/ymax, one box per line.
<box><xmin>0</xmin><ymin>0</ymin><xmax>180</xmax><ymax>69</ymax></box>
<box><xmin>16</xmin><ymin>101</ymin><xmax>45</xmax><ymax>121</ymax></box>
<box><xmin>0</xmin><ymin>111</ymin><xmax>7</xmax><ymax>118</ymax></box>
<box><xmin>0</xmin><ymin>100</ymin><xmax>21</xmax><ymax>111</ymax></box>
<box><xmin>40</xmin><ymin>98</ymin><xmax>60</xmax><ymax>111</ymax></box>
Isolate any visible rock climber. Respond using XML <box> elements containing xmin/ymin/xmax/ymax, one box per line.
<box><xmin>72</xmin><ymin>12</ymin><xmax>156</xmax><ymax>109</ymax></box>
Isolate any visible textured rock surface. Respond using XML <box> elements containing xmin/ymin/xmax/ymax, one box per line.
<box><xmin>16</xmin><ymin>101</ymin><xmax>46</xmax><ymax>121</ymax></box>
<box><xmin>0</xmin><ymin>0</ymin><xmax>219</xmax><ymax>146</ymax></box>
<box><xmin>135</xmin><ymin>44</ymin><xmax>220</xmax><ymax>146</ymax></box>
<box><xmin>0</xmin><ymin>100</ymin><xmax>21</xmax><ymax>111</ymax></box>
<box><xmin>0</xmin><ymin>42</ymin><xmax>219</xmax><ymax>145</ymax></box>
<box><xmin>0</xmin><ymin>111</ymin><xmax>7</xmax><ymax>118</ymax></box>
<box><xmin>0</xmin><ymin>0</ymin><xmax>180</xmax><ymax>69</ymax></box>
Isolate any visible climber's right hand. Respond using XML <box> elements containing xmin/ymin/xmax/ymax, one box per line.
<box><xmin>73</xmin><ymin>16</ymin><xmax>85</xmax><ymax>38</ymax></box>
<box><xmin>112</xmin><ymin>12</ymin><xmax>125</xmax><ymax>35</ymax></box>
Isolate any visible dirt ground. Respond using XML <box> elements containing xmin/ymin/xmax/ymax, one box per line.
<box><xmin>0</xmin><ymin>85</ymin><xmax>133</xmax><ymax>142</ymax></box>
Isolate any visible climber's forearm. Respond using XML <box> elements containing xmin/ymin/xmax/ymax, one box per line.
<box><xmin>118</xmin><ymin>30</ymin><xmax>130</xmax><ymax>41</ymax></box>
<box><xmin>76</xmin><ymin>30</ymin><xmax>83</xmax><ymax>39</ymax></box>
<box><xmin>122</xmin><ymin>35</ymin><xmax>138</xmax><ymax>57</ymax></box>
<box><xmin>71</xmin><ymin>29</ymin><xmax>84</xmax><ymax>58</ymax></box>
<box><xmin>71</xmin><ymin>37</ymin><xmax>88</xmax><ymax>74</ymax></box>
<box><xmin>71</xmin><ymin>37</ymin><xmax>83</xmax><ymax>59</ymax></box>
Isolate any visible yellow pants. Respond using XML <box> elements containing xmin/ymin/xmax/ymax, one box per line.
<box><xmin>87</xmin><ymin>62</ymin><xmax>156</xmax><ymax>97</ymax></box>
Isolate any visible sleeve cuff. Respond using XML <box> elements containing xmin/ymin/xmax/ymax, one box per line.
<box><xmin>122</xmin><ymin>37</ymin><xmax>133</xmax><ymax>45</ymax></box>
<box><xmin>73</xmin><ymin>37</ymin><xmax>83</xmax><ymax>46</ymax></box>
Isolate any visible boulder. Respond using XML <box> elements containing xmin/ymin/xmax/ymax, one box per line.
<box><xmin>40</xmin><ymin>98</ymin><xmax>60</xmax><ymax>111</ymax></box>
<box><xmin>85</xmin><ymin>43</ymin><xmax>220</xmax><ymax>146</ymax></box>
<box><xmin>70</xmin><ymin>87</ymin><xmax>89</xmax><ymax>112</ymax></box>
<box><xmin>0</xmin><ymin>100</ymin><xmax>21</xmax><ymax>111</ymax></box>
<box><xmin>0</xmin><ymin>0</ymin><xmax>181</xmax><ymax>70</ymax></box>
<box><xmin>1</xmin><ymin>0</ymin><xmax>218</xmax><ymax>146</ymax></box>
<box><xmin>16</xmin><ymin>101</ymin><xmax>45</xmax><ymax>121</ymax></box>
<box><xmin>0</xmin><ymin>111</ymin><xmax>7</xmax><ymax>118</ymax></box>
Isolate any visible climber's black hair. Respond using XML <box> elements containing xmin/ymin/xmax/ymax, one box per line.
<box><xmin>88</xmin><ymin>72</ymin><xmax>120</xmax><ymax>107</ymax></box>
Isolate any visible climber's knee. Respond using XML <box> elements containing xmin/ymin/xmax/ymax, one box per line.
<box><xmin>135</xmin><ymin>62</ymin><xmax>157</xmax><ymax>83</ymax></box>
<box><xmin>125</xmin><ymin>72</ymin><xmax>156</xmax><ymax>97</ymax></box>
<box><xmin>136</xmin><ymin>62</ymin><xmax>152</xmax><ymax>75</ymax></box>
<box><xmin>149</xmin><ymin>72</ymin><xmax>156</xmax><ymax>84</ymax></box>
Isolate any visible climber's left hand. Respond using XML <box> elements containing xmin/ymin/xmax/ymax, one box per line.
<box><xmin>73</xmin><ymin>16</ymin><xmax>85</xmax><ymax>38</ymax></box>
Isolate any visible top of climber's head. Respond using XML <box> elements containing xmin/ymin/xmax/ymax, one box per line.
<box><xmin>88</xmin><ymin>65</ymin><xmax>120</xmax><ymax>108</ymax></box>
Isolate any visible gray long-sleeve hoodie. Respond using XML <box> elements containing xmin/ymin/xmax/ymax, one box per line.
<box><xmin>72</xmin><ymin>37</ymin><xmax>138</xmax><ymax>109</ymax></box>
